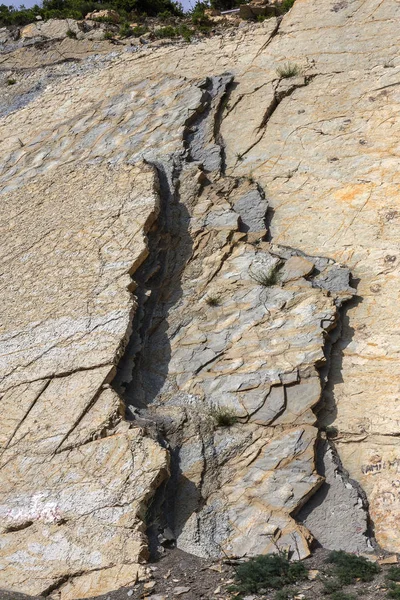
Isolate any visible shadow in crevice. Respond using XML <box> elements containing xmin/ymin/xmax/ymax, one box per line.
<box><xmin>316</xmin><ymin>291</ymin><xmax>363</xmax><ymax>428</ymax></box>
<box><xmin>112</xmin><ymin>159</ymin><xmax>193</xmax><ymax>411</ymax></box>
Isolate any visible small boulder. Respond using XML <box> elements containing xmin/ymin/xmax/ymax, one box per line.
<box><xmin>85</xmin><ymin>9</ymin><xmax>121</xmax><ymax>23</ymax></box>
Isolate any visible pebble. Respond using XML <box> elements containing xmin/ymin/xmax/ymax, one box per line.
<box><xmin>127</xmin><ymin>591</ymin><xmax>133</xmax><ymax>597</ymax></box>
<box><xmin>173</xmin><ymin>587</ymin><xmax>191</xmax><ymax>595</ymax></box>
<box><xmin>144</xmin><ymin>581</ymin><xmax>156</xmax><ymax>590</ymax></box>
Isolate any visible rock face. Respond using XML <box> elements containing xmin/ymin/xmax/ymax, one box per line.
<box><xmin>1</xmin><ymin>0</ymin><xmax>399</xmax><ymax>596</ymax></box>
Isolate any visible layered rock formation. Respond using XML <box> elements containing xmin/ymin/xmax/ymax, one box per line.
<box><xmin>1</xmin><ymin>0</ymin><xmax>400</xmax><ymax>596</ymax></box>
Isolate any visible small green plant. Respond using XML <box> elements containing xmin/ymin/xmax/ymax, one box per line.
<box><xmin>132</xmin><ymin>24</ymin><xmax>148</xmax><ymax>37</ymax></box>
<box><xmin>230</xmin><ymin>552</ymin><xmax>308</xmax><ymax>595</ymax></box>
<box><xmin>205</xmin><ymin>294</ymin><xmax>221</xmax><ymax>306</ymax></box>
<box><xmin>6</xmin><ymin>78</ymin><xmax>16</xmax><ymax>85</ymax></box>
<box><xmin>103</xmin><ymin>31</ymin><xmax>114</xmax><ymax>40</ymax></box>
<box><xmin>388</xmin><ymin>567</ymin><xmax>400</xmax><ymax>582</ymax></box>
<box><xmin>388</xmin><ymin>583</ymin><xmax>400</xmax><ymax>599</ymax></box>
<box><xmin>277</xmin><ymin>62</ymin><xmax>300</xmax><ymax>78</ymax></box>
<box><xmin>178</xmin><ymin>24</ymin><xmax>192</xmax><ymax>42</ymax></box>
<box><xmin>210</xmin><ymin>405</ymin><xmax>238</xmax><ymax>427</ymax></box>
<box><xmin>154</xmin><ymin>25</ymin><xmax>178</xmax><ymax>38</ymax></box>
<box><xmin>250</xmin><ymin>265</ymin><xmax>279</xmax><ymax>287</ymax></box>
<box><xmin>326</xmin><ymin>551</ymin><xmax>380</xmax><ymax>586</ymax></box>
<box><xmin>119</xmin><ymin>22</ymin><xmax>133</xmax><ymax>37</ymax></box>
<box><xmin>66</xmin><ymin>28</ymin><xmax>77</xmax><ymax>38</ymax></box>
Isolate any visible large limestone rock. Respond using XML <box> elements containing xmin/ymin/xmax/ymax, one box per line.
<box><xmin>2</xmin><ymin>0</ymin><xmax>399</xmax><ymax>594</ymax></box>
<box><xmin>0</xmin><ymin>159</ymin><xmax>169</xmax><ymax>596</ymax></box>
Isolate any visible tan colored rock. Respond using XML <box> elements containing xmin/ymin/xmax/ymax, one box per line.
<box><xmin>3</xmin><ymin>0</ymin><xmax>396</xmax><ymax>592</ymax></box>
<box><xmin>0</xmin><ymin>158</ymin><xmax>169</xmax><ymax>596</ymax></box>
<box><xmin>85</xmin><ymin>9</ymin><xmax>121</xmax><ymax>23</ymax></box>
<box><xmin>20</xmin><ymin>18</ymin><xmax>80</xmax><ymax>40</ymax></box>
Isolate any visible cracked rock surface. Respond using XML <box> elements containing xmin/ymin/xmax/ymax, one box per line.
<box><xmin>0</xmin><ymin>0</ymin><xmax>397</xmax><ymax>596</ymax></box>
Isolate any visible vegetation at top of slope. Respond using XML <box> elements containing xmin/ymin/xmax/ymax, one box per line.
<box><xmin>0</xmin><ymin>0</ymin><xmax>296</xmax><ymax>27</ymax></box>
<box><xmin>0</xmin><ymin>0</ymin><xmax>184</xmax><ymax>26</ymax></box>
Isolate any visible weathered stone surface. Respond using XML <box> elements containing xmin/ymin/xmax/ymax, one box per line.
<box><xmin>20</xmin><ymin>18</ymin><xmax>81</xmax><ymax>39</ymax></box>
<box><xmin>0</xmin><ymin>156</ymin><xmax>168</xmax><ymax>595</ymax></box>
<box><xmin>2</xmin><ymin>0</ymin><xmax>396</xmax><ymax>594</ymax></box>
<box><xmin>85</xmin><ymin>9</ymin><xmax>121</xmax><ymax>23</ymax></box>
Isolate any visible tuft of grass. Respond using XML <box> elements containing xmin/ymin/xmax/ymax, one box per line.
<box><xmin>66</xmin><ymin>28</ymin><xmax>77</xmax><ymax>38</ymax></box>
<box><xmin>210</xmin><ymin>405</ymin><xmax>238</xmax><ymax>427</ymax></box>
<box><xmin>250</xmin><ymin>265</ymin><xmax>279</xmax><ymax>287</ymax></box>
<box><xmin>326</xmin><ymin>550</ymin><xmax>380</xmax><ymax>586</ymax></box>
<box><xmin>236</xmin><ymin>152</ymin><xmax>244</xmax><ymax>162</ymax></box>
<box><xmin>205</xmin><ymin>294</ymin><xmax>221</xmax><ymax>306</ymax></box>
<box><xmin>388</xmin><ymin>567</ymin><xmax>400</xmax><ymax>582</ymax></box>
<box><xmin>6</xmin><ymin>78</ymin><xmax>16</xmax><ymax>85</ymax></box>
<box><xmin>277</xmin><ymin>62</ymin><xmax>300</xmax><ymax>78</ymax></box>
<box><xmin>103</xmin><ymin>31</ymin><xmax>114</xmax><ymax>40</ymax></box>
<box><xmin>230</xmin><ymin>552</ymin><xmax>308</xmax><ymax>595</ymax></box>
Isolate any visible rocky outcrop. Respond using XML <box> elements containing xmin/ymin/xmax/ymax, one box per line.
<box><xmin>2</xmin><ymin>0</ymin><xmax>400</xmax><ymax>595</ymax></box>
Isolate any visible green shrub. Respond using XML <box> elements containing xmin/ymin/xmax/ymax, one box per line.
<box><xmin>131</xmin><ymin>24</ymin><xmax>148</xmax><ymax>36</ymax></box>
<box><xmin>0</xmin><ymin>0</ymin><xmax>183</xmax><ymax>26</ymax></box>
<box><xmin>6</xmin><ymin>78</ymin><xmax>17</xmax><ymax>85</ymax></box>
<box><xmin>159</xmin><ymin>9</ymin><xmax>173</xmax><ymax>20</ymax></box>
<box><xmin>388</xmin><ymin>583</ymin><xmax>400</xmax><ymax>599</ymax></box>
<box><xmin>103</xmin><ymin>30</ymin><xmax>114</xmax><ymax>39</ymax></box>
<box><xmin>178</xmin><ymin>23</ymin><xmax>192</xmax><ymax>41</ymax></box>
<box><xmin>119</xmin><ymin>22</ymin><xmax>133</xmax><ymax>37</ymax></box>
<box><xmin>210</xmin><ymin>405</ymin><xmax>238</xmax><ymax>427</ymax></box>
<box><xmin>322</xmin><ymin>579</ymin><xmax>342</xmax><ymax>595</ymax></box>
<box><xmin>154</xmin><ymin>25</ymin><xmax>178</xmax><ymax>37</ymax></box>
<box><xmin>66</xmin><ymin>28</ymin><xmax>77</xmax><ymax>38</ymax></box>
<box><xmin>191</xmin><ymin>1</ymin><xmax>212</xmax><ymax>30</ymax></box>
<box><xmin>232</xmin><ymin>552</ymin><xmax>308</xmax><ymax>594</ymax></box>
<box><xmin>326</xmin><ymin>551</ymin><xmax>380</xmax><ymax>585</ymax></box>
<box><xmin>388</xmin><ymin>567</ymin><xmax>400</xmax><ymax>582</ymax></box>
<box><xmin>277</xmin><ymin>62</ymin><xmax>300</xmax><ymax>78</ymax></box>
